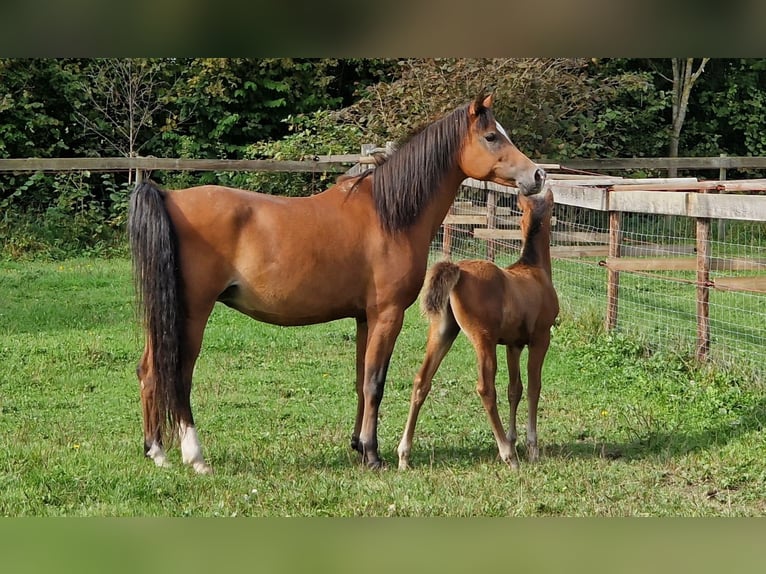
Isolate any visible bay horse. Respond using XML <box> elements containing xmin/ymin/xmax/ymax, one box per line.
<box><xmin>128</xmin><ymin>93</ymin><xmax>545</xmax><ymax>474</ymax></box>
<box><xmin>397</xmin><ymin>186</ymin><xmax>558</xmax><ymax>470</ymax></box>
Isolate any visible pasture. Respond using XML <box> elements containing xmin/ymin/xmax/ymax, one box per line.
<box><xmin>0</xmin><ymin>258</ymin><xmax>764</xmax><ymax>516</ymax></box>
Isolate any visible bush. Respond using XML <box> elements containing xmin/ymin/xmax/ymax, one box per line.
<box><xmin>1</xmin><ymin>172</ymin><xmax>131</xmax><ymax>260</ymax></box>
<box><xmin>240</xmin><ymin>109</ymin><xmax>365</xmax><ymax>197</ymax></box>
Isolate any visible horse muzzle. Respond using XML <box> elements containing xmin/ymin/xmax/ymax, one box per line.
<box><xmin>519</xmin><ymin>167</ymin><xmax>546</xmax><ymax>196</ymax></box>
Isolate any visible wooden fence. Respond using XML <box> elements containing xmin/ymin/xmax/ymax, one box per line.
<box><xmin>455</xmin><ymin>175</ymin><xmax>766</xmax><ymax>362</ymax></box>
<box><xmin>3</xmin><ymin>152</ymin><xmax>766</xmax><ymax>363</ymax></box>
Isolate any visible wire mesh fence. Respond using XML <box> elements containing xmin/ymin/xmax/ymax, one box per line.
<box><xmin>429</xmin><ymin>182</ymin><xmax>766</xmax><ymax>382</ymax></box>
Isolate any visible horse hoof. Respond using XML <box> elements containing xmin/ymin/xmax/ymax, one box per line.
<box><xmin>365</xmin><ymin>459</ymin><xmax>385</xmax><ymax>470</ymax></box>
<box><xmin>192</xmin><ymin>461</ymin><xmax>213</xmax><ymax>475</ymax></box>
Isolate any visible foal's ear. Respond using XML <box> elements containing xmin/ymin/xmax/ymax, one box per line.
<box><xmin>468</xmin><ymin>93</ymin><xmax>493</xmax><ymax>118</ymax></box>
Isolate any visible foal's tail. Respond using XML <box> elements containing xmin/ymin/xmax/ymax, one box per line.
<box><xmin>420</xmin><ymin>260</ymin><xmax>461</xmax><ymax>318</ymax></box>
<box><xmin>128</xmin><ymin>180</ymin><xmax>183</xmax><ymax>442</ymax></box>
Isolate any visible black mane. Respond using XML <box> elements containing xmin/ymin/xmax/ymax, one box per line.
<box><xmin>369</xmin><ymin>101</ymin><xmax>493</xmax><ymax>233</ymax></box>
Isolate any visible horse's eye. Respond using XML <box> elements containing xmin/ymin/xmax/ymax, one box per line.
<box><xmin>485</xmin><ymin>132</ymin><xmax>497</xmax><ymax>143</ymax></box>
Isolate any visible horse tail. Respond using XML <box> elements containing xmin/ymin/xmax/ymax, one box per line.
<box><xmin>420</xmin><ymin>260</ymin><xmax>461</xmax><ymax>318</ymax></box>
<box><xmin>128</xmin><ymin>180</ymin><xmax>183</xmax><ymax>443</ymax></box>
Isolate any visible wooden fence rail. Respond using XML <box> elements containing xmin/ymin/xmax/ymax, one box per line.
<box><xmin>2</xmin><ymin>154</ymin><xmax>766</xmax><ymax>175</ymax></box>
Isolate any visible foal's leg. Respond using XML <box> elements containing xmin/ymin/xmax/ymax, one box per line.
<box><xmin>472</xmin><ymin>338</ymin><xmax>519</xmax><ymax>469</ymax></box>
<box><xmin>505</xmin><ymin>345</ymin><xmax>523</xmax><ymax>448</ymax></box>
<box><xmin>357</xmin><ymin>307</ymin><xmax>405</xmax><ymax>469</ymax></box>
<box><xmin>397</xmin><ymin>313</ymin><xmax>460</xmax><ymax>470</ymax></box>
<box><xmin>525</xmin><ymin>332</ymin><xmax>551</xmax><ymax>463</ymax></box>
<box><xmin>350</xmin><ymin>318</ymin><xmax>368</xmax><ymax>454</ymax></box>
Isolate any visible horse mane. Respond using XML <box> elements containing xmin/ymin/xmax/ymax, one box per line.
<box><xmin>370</xmin><ymin>100</ymin><xmax>493</xmax><ymax>233</ymax></box>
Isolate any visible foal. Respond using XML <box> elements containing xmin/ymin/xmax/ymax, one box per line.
<box><xmin>397</xmin><ymin>187</ymin><xmax>558</xmax><ymax>470</ymax></box>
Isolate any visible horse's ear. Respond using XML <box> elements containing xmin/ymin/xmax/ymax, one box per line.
<box><xmin>468</xmin><ymin>93</ymin><xmax>493</xmax><ymax>119</ymax></box>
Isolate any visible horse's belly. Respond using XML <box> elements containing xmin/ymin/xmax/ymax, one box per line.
<box><xmin>217</xmin><ymin>281</ymin><xmax>362</xmax><ymax>326</ymax></box>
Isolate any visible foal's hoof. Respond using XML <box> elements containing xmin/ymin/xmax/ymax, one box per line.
<box><xmin>499</xmin><ymin>453</ymin><xmax>520</xmax><ymax>471</ymax></box>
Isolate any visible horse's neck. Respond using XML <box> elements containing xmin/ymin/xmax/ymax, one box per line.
<box><xmin>518</xmin><ymin>206</ymin><xmax>552</xmax><ymax>277</ymax></box>
<box><xmin>420</xmin><ymin>170</ymin><xmax>466</xmax><ymax>240</ymax></box>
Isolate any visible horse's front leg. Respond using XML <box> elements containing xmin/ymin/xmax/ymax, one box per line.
<box><xmin>525</xmin><ymin>333</ymin><xmax>551</xmax><ymax>463</ymax></box>
<box><xmin>505</xmin><ymin>345</ymin><xmax>523</xmax><ymax>449</ymax></box>
<box><xmin>358</xmin><ymin>308</ymin><xmax>404</xmax><ymax>469</ymax></box>
<box><xmin>351</xmin><ymin>318</ymin><xmax>368</xmax><ymax>454</ymax></box>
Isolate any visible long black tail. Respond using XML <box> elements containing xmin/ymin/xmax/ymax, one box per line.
<box><xmin>128</xmin><ymin>180</ymin><xmax>184</xmax><ymax>442</ymax></box>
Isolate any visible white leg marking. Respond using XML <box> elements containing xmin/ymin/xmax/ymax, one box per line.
<box><xmin>146</xmin><ymin>441</ymin><xmax>170</xmax><ymax>468</ymax></box>
<box><xmin>179</xmin><ymin>422</ymin><xmax>213</xmax><ymax>474</ymax></box>
<box><xmin>397</xmin><ymin>439</ymin><xmax>411</xmax><ymax>471</ymax></box>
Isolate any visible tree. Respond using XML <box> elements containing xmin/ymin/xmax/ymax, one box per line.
<box><xmin>340</xmin><ymin>58</ymin><xmax>667</xmax><ymax>161</ymax></box>
<box><xmin>73</xmin><ymin>59</ymin><xmax>182</xmax><ymax>182</ymax></box>
<box><xmin>667</xmin><ymin>58</ymin><xmax>710</xmax><ymax>176</ymax></box>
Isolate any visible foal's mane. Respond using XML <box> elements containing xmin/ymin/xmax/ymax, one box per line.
<box><xmin>368</xmin><ymin>100</ymin><xmax>493</xmax><ymax>233</ymax></box>
<box><xmin>517</xmin><ymin>194</ymin><xmax>552</xmax><ymax>268</ymax></box>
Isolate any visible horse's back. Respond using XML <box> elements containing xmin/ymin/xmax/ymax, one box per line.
<box><xmin>159</xmin><ymin>182</ymin><xmax>396</xmax><ymax>325</ymax></box>
<box><xmin>448</xmin><ymin>260</ymin><xmax>509</xmax><ymax>336</ymax></box>
<box><xmin>449</xmin><ymin>259</ymin><xmax>557</xmax><ymax>345</ymax></box>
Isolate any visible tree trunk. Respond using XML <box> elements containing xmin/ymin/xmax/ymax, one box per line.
<box><xmin>668</xmin><ymin>58</ymin><xmax>709</xmax><ymax>178</ymax></box>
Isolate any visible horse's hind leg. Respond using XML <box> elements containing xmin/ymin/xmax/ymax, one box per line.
<box><xmin>350</xmin><ymin>318</ymin><xmax>368</xmax><ymax>454</ymax></box>
<box><xmin>176</xmin><ymin>312</ymin><xmax>214</xmax><ymax>474</ymax></box>
<box><xmin>472</xmin><ymin>339</ymin><xmax>519</xmax><ymax>469</ymax></box>
<box><xmin>397</xmin><ymin>313</ymin><xmax>459</xmax><ymax>470</ymax></box>
<box><xmin>138</xmin><ymin>346</ymin><xmax>170</xmax><ymax>468</ymax></box>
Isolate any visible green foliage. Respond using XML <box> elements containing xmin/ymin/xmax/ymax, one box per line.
<box><xmin>339</xmin><ymin>58</ymin><xmax>673</xmax><ymax>161</ymax></box>
<box><xmin>0</xmin><ymin>59</ymin><xmax>72</xmax><ymax>159</ymax></box>
<box><xmin>151</xmin><ymin>58</ymin><xmax>391</xmax><ymax>160</ymax></box>
<box><xmin>2</xmin><ymin>58</ymin><xmax>766</xmax><ymax>258</ymax></box>
<box><xmin>240</xmin><ymin>109</ymin><xmax>364</xmax><ymax>196</ymax></box>
<box><xmin>1</xmin><ymin>172</ymin><xmax>130</xmax><ymax>259</ymax></box>
<box><xmin>686</xmin><ymin>59</ymin><xmax>766</xmax><ymax>164</ymax></box>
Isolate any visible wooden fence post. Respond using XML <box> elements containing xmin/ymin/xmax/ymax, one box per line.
<box><xmin>605</xmin><ymin>210</ymin><xmax>621</xmax><ymax>332</ymax></box>
<box><xmin>442</xmin><ymin>203</ymin><xmax>453</xmax><ymax>258</ymax></box>
<box><xmin>717</xmin><ymin>153</ymin><xmax>726</xmax><ymax>241</ymax></box>
<box><xmin>486</xmin><ymin>182</ymin><xmax>497</xmax><ymax>262</ymax></box>
<box><xmin>696</xmin><ymin>191</ymin><xmax>711</xmax><ymax>361</ymax></box>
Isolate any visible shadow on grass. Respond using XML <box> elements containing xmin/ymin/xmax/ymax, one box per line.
<box><xmin>349</xmin><ymin>395</ymin><xmax>766</xmax><ymax>470</ymax></box>
<box><xmin>195</xmin><ymin>395</ymin><xmax>766</xmax><ymax>474</ymax></box>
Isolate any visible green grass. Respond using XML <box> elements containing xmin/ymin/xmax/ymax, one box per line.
<box><xmin>1</xmin><ymin>258</ymin><xmax>764</xmax><ymax>516</ymax></box>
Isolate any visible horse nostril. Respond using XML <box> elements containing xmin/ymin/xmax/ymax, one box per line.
<box><xmin>534</xmin><ymin>168</ymin><xmax>546</xmax><ymax>188</ymax></box>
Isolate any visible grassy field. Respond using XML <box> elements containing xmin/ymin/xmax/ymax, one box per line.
<box><xmin>0</xmin><ymin>258</ymin><xmax>764</xmax><ymax>516</ymax></box>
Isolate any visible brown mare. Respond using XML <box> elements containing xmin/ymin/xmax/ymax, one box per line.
<box><xmin>397</xmin><ymin>186</ymin><xmax>558</xmax><ymax>470</ymax></box>
<box><xmin>128</xmin><ymin>94</ymin><xmax>545</xmax><ymax>474</ymax></box>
